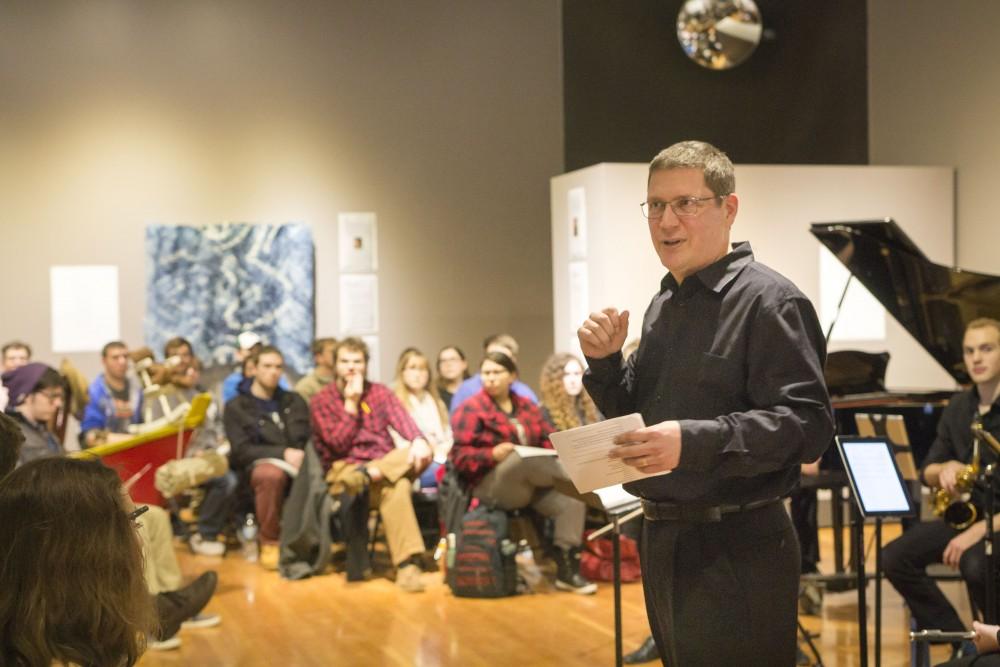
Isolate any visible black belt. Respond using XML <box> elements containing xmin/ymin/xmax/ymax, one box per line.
<box><xmin>641</xmin><ymin>496</ymin><xmax>781</xmax><ymax>523</ymax></box>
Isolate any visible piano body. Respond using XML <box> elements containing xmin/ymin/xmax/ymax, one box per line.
<box><xmin>812</xmin><ymin>219</ymin><xmax>1000</xmax><ymax>468</ymax></box>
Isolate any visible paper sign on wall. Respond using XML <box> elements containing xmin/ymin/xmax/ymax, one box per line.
<box><xmin>568</xmin><ymin>187</ymin><xmax>588</xmax><ymax>260</ymax></box>
<box><xmin>339</xmin><ymin>273</ymin><xmax>379</xmax><ymax>335</ymax></box>
<box><xmin>50</xmin><ymin>265</ymin><xmax>121</xmax><ymax>352</ymax></box>
<box><xmin>338</xmin><ymin>212</ymin><xmax>378</xmax><ymax>273</ymax></box>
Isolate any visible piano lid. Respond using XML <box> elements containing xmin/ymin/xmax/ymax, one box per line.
<box><xmin>811</xmin><ymin>219</ymin><xmax>1000</xmax><ymax>385</ymax></box>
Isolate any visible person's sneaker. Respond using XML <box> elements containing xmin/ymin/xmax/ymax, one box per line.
<box><xmin>189</xmin><ymin>534</ymin><xmax>226</xmax><ymax>557</ymax></box>
<box><xmin>181</xmin><ymin>612</ymin><xmax>222</xmax><ymax>629</ymax></box>
<box><xmin>395</xmin><ymin>563</ymin><xmax>425</xmax><ymax>593</ymax></box>
<box><xmin>555</xmin><ymin>547</ymin><xmax>598</xmax><ymax>595</ymax></box>
<box><xmin>259</xmin><ymin>543</ymin><xmax>280</xmax><ymax>571</ymax></box>
<box><xmin>147</xmin><ymin>635</ymin><xmax>182</xmax><ymax>651</ymax></box>
<box><xmin>156</xmin><ymin>570</ymin><xmax>218</xmax><ymax>636</ymax></box>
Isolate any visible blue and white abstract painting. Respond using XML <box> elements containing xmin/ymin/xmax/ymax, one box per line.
<box><xmin>145</xmin><ymin>224</ymin><xmax>314</xmax><ymax>374</ymax></box>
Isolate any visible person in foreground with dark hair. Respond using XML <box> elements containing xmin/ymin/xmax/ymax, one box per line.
<box><xmin>0</xmin><ymin>411</ymin><xmax>25</xmax><ymax>478</ymax></box>
<box><xmin>450</xmin><ymin>351</ymin><xmax>596</xmax><ymax>594</ymax></box>
<box><xmin>580</xmin><ymin>140</ymin><xmax>833</xmax><ymax>665</ymax></box>
<box><xmin>0</xmin><ymin>457</ymin><xmax>155</xmax><ymax>666</ymax></box>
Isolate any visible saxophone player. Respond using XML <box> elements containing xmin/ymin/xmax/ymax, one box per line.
<box><xmin>884</xmin><ymin>317</ymin><xmax>1000</xmax><ymax>654</ymax></box>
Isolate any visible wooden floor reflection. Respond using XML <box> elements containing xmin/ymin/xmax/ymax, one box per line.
<box><xmin>138</xmin><ymin>523</ymin><xmax>972</xmax><ymax>666</ymax></box>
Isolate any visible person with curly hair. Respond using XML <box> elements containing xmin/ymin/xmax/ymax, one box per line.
<box><xmin>539</xmin><ymin>352</ymin><xmax>600</xmax><ymax>431</ymax></box>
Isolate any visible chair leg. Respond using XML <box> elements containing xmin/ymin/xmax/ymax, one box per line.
<box><xmin>368</xmin><ymin>511</ymin><xmax>381</xmax><ymax>561</ymax></box>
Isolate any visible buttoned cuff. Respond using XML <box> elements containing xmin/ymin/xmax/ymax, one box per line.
<box><xmin>585</xmin><ymin>351</ymin><xmax>623</xmax><ymax>378</ymax></box>
<box><xmin>676</xmin><ymin>418</ymin><xmax>722</xmax><ymax>472</ymax></box>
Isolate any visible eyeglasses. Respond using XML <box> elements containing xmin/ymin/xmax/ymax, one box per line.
<box><xmin>128</xmin><ymin>505</ymin><xmax>149</xmax><ymax>526</ymax></box>
<box><xmin>640</xmin><ymin>195</ymin><xmax>727</xmax><ymax>220</ymax></box>
<box><xmin>37</xmin><ymin>390</ymin><xmax>65</xmax><ymax>402</ymax></box>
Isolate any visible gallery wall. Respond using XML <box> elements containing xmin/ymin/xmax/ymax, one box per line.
<box><xmin>867</xmin><ymin>0</ymin><xmax>1000</xmax><ymax>273</ymax></box>
<box><xmin>0</xmin><ymin>1</ymin><xmax>563</xmax><ymax>383</ymax></box>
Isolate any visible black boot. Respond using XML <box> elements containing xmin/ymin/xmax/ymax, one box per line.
<box><xmin>624</xmin><ymin>635</ymin><xmax>660</xmax><ymax>664</ymax></box>
<box><xmin>554</xmin><ymin>547</ymin><xmax>597</xmax><ymax>595</ymax></box>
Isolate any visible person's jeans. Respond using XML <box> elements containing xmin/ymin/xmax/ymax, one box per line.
<box><xmin>197</xmin><ymin>470</ymin><xmax>239</xmax><ymax>539</ymax></box>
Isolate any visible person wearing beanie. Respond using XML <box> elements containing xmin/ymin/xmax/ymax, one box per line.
<box><xmin>2</xmin><ymin>362</ymin><xmax>65</xmax><ymax>466</ymax></box>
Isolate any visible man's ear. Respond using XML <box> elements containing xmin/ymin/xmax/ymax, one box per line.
<box><xmin>724</xmin><ymin>193</ymin><xmax>739</xmax><ymax>227</ymax></box>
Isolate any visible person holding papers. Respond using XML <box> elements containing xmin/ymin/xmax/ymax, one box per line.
<box><xmin>578</xmin><ymin>140</ymin><xmax>833</xmax><ymax>665</ymax></box>
<box><xmin>449</xmin><ymin>350</ymin><xmax>596</xmax><ymax>594</ymax></box>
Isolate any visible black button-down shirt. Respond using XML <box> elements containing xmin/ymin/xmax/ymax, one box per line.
<box><xmin>584</xmin><ymin>242</ymin><xmax>834</xmax><ymax>504</ymax></box>
<box><xmin>922</xmin><ymin>387</ymin><xmax>1000</xmax><ymax>511</ymax></box>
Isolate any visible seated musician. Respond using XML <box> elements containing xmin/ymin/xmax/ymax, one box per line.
<box><xmin>310</xmin><ymin>337</ymin><xmax>432</xmax><ymax>593</ymax></box>
<box><xmin>884</xmin><ymin>317</ymin><xmax>1000</xmax><ymax>654</ymax></box>
<box><xmin>450</xmin><ymin>350</ymin><xmax>596</xmax><ymax>594</ymax></box>
<box><xmin>0</xmin><ymin>340</ymin><xmax>32</xmax><ymax>412</ymax></box>
<box><xmin>79</xmin><ymin>341</ymin><xmax>143</xmax><ymax>447</ymax></box>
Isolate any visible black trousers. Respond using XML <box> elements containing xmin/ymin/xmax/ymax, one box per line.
<box><xmin>640</xmin><ymin>502</ymin><xmax>800</xmax><ymax>666</ymax></box>
<box><xmin>789</xmin><ymin>485</ymin><xmax>820</xmax><ymax>573</ymax></box>
<box><xmin>883</xmin><ymin>519</ymin><xmax>990</xmax><ymax>631</ymax></box>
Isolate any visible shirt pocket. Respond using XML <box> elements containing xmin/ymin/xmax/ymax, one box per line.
<box><xmin>696</xmin><ymin>352</ymin><xmax>742</xmax><ymax>394</ymax></box>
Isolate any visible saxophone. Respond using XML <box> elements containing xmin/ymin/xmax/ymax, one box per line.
<box><xmin>932</xmin><ymin>421</ymin><xmax>981</xmax><ymax>530</ymax></box>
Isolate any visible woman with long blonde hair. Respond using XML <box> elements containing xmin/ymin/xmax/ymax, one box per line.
<box><xmin>392</xmin><ymin>347</ymin><xmax>453</xmax><ymax>488</ymax></box>
<box><xmin>539</xmin><ymin>352</ymin><xmax>599</xmax><ymax>431</ymax></box>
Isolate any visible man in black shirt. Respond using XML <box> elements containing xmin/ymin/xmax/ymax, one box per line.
<box><xmin>884</xmin><ymin>317</ymin><xmax>1000</xmax><ymax>638</ymax></box>
<box><xmin>580</xmin><ymin>140</ymin><xmax>833</xmax><ymax>665</ymax></box>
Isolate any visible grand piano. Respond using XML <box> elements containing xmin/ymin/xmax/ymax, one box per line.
<box><xmin>812</xmin><ymin>219</ymin><xmax>1000</xmax><ymax>466</ymax></box>
<box><xmin>805</xmin><ymin>219</ymin><xmax>1000</xmax><ymax>577</ymax></box>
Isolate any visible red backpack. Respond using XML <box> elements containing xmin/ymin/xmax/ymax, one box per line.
<box><xmin>580</xmin><ymin>529</ymin><xmax>642</xmax><ymax>582</ymax></box>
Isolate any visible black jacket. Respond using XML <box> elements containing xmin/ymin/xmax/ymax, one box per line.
<box><xmin>224</xmin><ymin>380</ymin><xmax>311</xmax><ymax>471</ymax></box>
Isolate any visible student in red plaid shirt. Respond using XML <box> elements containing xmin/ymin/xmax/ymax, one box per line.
<box><xmin>449</xmin><ymin>350</ymin><xmax>596</xmax><ymax>594</ymax></box>
<box><xmin>310</xmin><ymin>337</ymin><xmax>433</xmax><ymax>592</ymax></box>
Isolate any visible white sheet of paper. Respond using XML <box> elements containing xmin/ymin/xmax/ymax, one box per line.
<box><xmin>567</xmin><ymin>186</ymin><xmax>588</xmax><ymax>260</ymax></box>
<box><xmin>513</xmin><ymin>445</ymin><xmax>558</xmax><ymax>459</ymax></box>
<box><xmin>338</xmin><ymin>212</ymin><xmax>378</xmax><ymax>272</ymax></box>
<box><xmin>568</xmin><ymin>260</ymin><xmax>589</xmax><ymax>334</ymax></box>
<box><xmin>549</xmin><ymin>413</ymin><xmax>669</xmax><ymax>493</ymax></box>
<box><xmin>592</xmin><ymin>484</ymin><xmax>641</xmax><ymax>512</ymax></box>
<box><xmin>361</xmin><ymin>334</ymin><xmax>380</xmax><ymax>382</ymax></box>
<box><xmin>339</xmin><ymin>274</ymin><xmax>379</xmax><ymax>335</ymax></box>
<box><xmin>50</xmin><ymin>265</ymin><xmax>120</xmax><ymax>352</ymax></box>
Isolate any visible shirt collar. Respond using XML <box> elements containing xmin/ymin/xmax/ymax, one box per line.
<box><xmin>659</xmin><ymin>241</ymin><xmax>754</xmax><ymax>295</ymax></box>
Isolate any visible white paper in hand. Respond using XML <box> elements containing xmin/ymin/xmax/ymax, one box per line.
<box><xmin>549</xmin><ymin>413</ymin><xmax>670</xmax><ymax>493</ymax></box>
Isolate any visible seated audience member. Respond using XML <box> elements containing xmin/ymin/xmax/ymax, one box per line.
<box><xmin>0</xmin><ymin>340</ymin><xmax>31</xmax><ymax>412</ymax></box>
<box><xmin>0</xmin><ymin>411</ymin><xmax>25</xmax><ymax>478</ymax></box>
<box><xmin>884</xmin><ymin>318</ymin><xmax>1000</xmax><ymax>657</ymax></box>
<box><xmin>224</xmin><ymin>345</ymin><xmax>311</xmax><ymax>569</ymax></box>
<box><xmin>0</xmin><ymin>457</ymin><xmax>220</xmax><ymax>658</ymax></box>
<box><xmin>162</xmin><ymin>338</ymin><xmax>238</xmax><ymax>557</ymax></box>
<box><xmin>539</xmin><ymin>352</ymin><xmax>600</xmax><ymax>430</ymax></box>
<box><xmin>2</xmin><ymin>362</ymin><xmax>65</xmax><ymax>464</ymax></box>
<box><xmin>0</xmin><ymin>457</ymin><xmax>155</xmax><ymax>666</ymax></box>
<box><xmin>435</xmin><ymin>345</ymin><xmax>469</xmax><ymax>409</ymax></box>
<box><xmin>80</xmin><ymin>340</ymin><xmax>143</xmax><ymax>447</ymax></box>
<box><xmin>222</xmin><ymin>331</ymin><xmax>291</xmax><ymax>405</ymax></box>
<box><xmin>449</xmin><ymin>333</ymin><xmax>539</xmax><ymax>413</ymax></box>
<box><xmin>450</xmin><ymin>351</ymin><xmax>596</xmax><ymax>594</ymax></box>
<box><xmin>294</xmin><ymin>336</ymin><xmax>338</xmax><ymax>403</ymax></box>
<box><xmin>311</xmin><ymin>337</ymin><xmax>433</xmax><ymax>592</ymax></box>
<box><xmin>393</xmin><ymin>347</ymin><xmax>454</xmax><ymax>488</ymax></box>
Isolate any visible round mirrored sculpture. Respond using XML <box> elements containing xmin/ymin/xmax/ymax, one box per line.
<box><xmin>677</xmin><ymin>0</ymin><xmax>762</xmax><ymax>70</ymax></box>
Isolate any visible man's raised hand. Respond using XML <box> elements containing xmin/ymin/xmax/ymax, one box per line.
<box><xmin>578</xmin><ymin>308</ymin><xmax>630</xmax><ymax>359</ymax></box>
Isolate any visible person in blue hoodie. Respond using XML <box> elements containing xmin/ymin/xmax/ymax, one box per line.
<box><xmin>79</xmin><ymin>341</ymin><xmax>143</xmax><ymax>448</ymax></box>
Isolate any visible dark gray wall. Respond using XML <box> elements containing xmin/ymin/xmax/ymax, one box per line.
<box><xmin>562</xmin><ymin>0</ymin><xmax>869</xmax><ymax>170</ymax></box>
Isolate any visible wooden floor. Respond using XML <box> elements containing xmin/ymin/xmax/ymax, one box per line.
<box><xmin>139</xmin><ymin>523</ymin><xmax>972</xmax><ymax>666</ymax></box>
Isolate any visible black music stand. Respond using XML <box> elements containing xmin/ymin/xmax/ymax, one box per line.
<box><xmin>836</xmin><ymin>436</ymin><xmax>917</xmax><ymax>667</ymax></box>
<box><xmin>559</xmin><ymin>480</ymin><xmax>643</xmax><ymax>667</ymax></box>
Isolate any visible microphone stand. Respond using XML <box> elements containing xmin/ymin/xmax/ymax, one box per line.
<box><xmin>973</xmin><ymin>422</ymin><xmax>1000</xmax><ymax>623</ymax></box>
<box><xmin>589</xmin><ymin>505</ymin><xmax>643</xmax><ymax>667</ymax></box>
